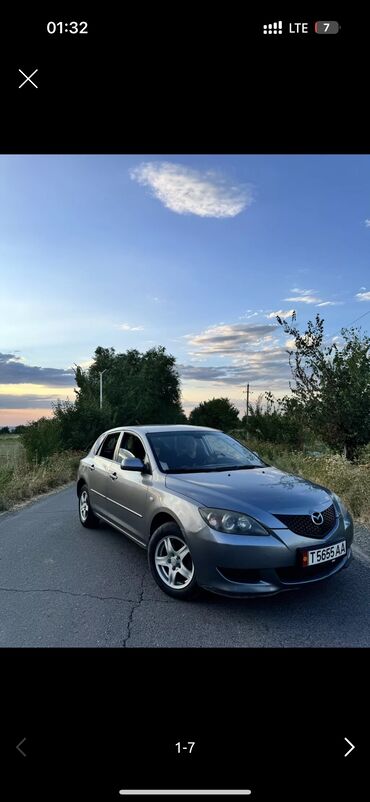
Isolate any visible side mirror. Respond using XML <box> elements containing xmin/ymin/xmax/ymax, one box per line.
<box><xmin>120</xmin><ymin>456</ymin><xmax>145</xmax><ymax>471</ymax></box>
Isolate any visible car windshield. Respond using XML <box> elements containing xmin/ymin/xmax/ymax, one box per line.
<box><xmin>146</xmin><ymin>431</ymin><xmax>266</xmax><ymax>473</ymax></box>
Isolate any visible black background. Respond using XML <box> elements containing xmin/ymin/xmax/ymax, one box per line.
<box><xmin>0</xmin><ymin>7</ymin><xmax>369</xmax><ymax>801</ymax></box>
<box><xmin>0</xmin><ymin>9</ymin><xmax>368</xmax><ymax>151</ymax></box>
<box><xmin>2</xmin><ymin>649</ymin><xmax>367</xmax><ymax>799</ymax></box>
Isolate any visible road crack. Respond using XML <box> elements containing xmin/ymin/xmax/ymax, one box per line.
<box><xmin>122</xmin><ymin>571</ymin><xmax>146</xmax><ymax>648</ymax></box>
<box><xmin>0</xmin><ymin>586</ymin><xmax>137</xmax><ymax>603</ymax></box>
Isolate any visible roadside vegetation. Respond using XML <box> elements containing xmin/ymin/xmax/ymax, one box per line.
<box><xmin>1</xmin><ymin>315</ymin><xmax>369</xmax><ymax>521</ymax></box>
<box><xmin>0</xmin><ymin>434</ymin><xmax>82</xmax><ymax>512</ymax></box>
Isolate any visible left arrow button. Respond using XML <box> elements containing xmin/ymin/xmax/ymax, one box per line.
<box><xmin>16</xmin><ymin>738</ymin><xmax>27</xmax><ymax>757</ymax></box>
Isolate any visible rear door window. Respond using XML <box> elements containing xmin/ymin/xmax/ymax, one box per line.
<box><xmin>98</xmin><ymin>432</ymin><xmax>120</xmax><ymax>461</ymax></box>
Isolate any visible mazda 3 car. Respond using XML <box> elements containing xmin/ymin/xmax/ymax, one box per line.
<box><xmin>76</xmin><ymin>425</ymin><xmax>353</xmax><ymax>599</ymax></box>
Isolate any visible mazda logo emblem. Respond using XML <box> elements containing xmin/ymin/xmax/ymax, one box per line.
<box><xmin>311</xmin><ymin>511</ymin><xmax>324</xmax><ymax>525</ymax></box>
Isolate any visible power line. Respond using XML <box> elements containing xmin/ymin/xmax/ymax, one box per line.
<box><xmin>328</xmin><ymin>308</ymin><xmax>370</xmax><ymax>341</ymax></box>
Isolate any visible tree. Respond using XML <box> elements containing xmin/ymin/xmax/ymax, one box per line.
<box><xmin>0</xmin><ymin>426</ymin><xmax>10</xmax><ymax>435</ymax></box>
<box><xmin>52</xmin><ymin>399</ymin><xmax>113</xmax><ymax>452</ymax></box>
<box><xmin>21</xmin><ymin>417</ymin><xmax>62</xmax><ymax>462</ymax></box>
<box><xmin>189</xmin><ymin>397</ymin><xmax>240</xmax><ymax>430</ymax></box>
<box><xmin>18</xmin><ymin>346</ymin><xmax>187</xmax><ymax>460</ymax></box>
<box><xmin>240</xmin><ymin>393</ymin><xmax>309</xmax><ymax>448</ymax></box>
<box><xmin>21</xmin><ymin>345</ymin><xmax>187</xmax><ymax>458</ymax></box>
<box><xmin>74</xmin><ymin>345</ymin><xmax>186</xmax><ymax>427</ymax></box>
<box><xmin>277</xmin><ymin>313</ymin><xmax>370</xmax><ymax>459</ymax></box>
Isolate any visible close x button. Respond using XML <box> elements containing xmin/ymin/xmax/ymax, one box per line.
<box><xmin>18</xmin><ymin>68</ymin><xmax>38</xmax><ymax>88</ymax></box>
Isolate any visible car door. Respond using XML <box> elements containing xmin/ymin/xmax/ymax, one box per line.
<box><xmin>89</xmin><ymin>431</ymin><xmax>121</xmax><ymax>517</ymax></box>
<box><xmin>104</xmin><ymin>431</ymin><xmax>150</xmax><ymax>544</ymax></box>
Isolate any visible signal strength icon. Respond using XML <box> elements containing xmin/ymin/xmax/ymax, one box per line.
<box><xmin>263</xmin><ymin>21</ymin><xmax>283</xmax><ymax>34</ymax></box>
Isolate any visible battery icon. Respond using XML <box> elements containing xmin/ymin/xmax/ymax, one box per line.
<box><xmin>315</xmin><ymin>21</ymin><xmax>340</xmax><ymax>34</ymax></box>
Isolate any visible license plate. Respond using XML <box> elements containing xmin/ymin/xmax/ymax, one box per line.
<box><xmin>300</xmin><ymin>540</ymin><xmax>347</xmax><ymax>567</ymax></box>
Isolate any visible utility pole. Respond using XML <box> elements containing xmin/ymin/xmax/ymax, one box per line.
<box><xmin>99</xmin><ymin>369</ymin><xmax>108</xmax><ymax>409</ymax></box>
<box><xmin>243</xmin><ymin>383</ymin><xmax>250</xmax><ymax>432</ymax></box>
<box><xmin>246</xmin><ymin>383</ymin><xmax>250</xmax><ymax>432</ymax></box>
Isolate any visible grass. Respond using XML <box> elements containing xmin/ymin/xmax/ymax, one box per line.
<box><xmin>0</xmin><ymin>436</ymin><xmax>83</xmax><ymax>512</ymax></box>
<box><xmin>0</xmin><ymin>433</ymin><xmax>23</xmax><ymax>463</ymax></box>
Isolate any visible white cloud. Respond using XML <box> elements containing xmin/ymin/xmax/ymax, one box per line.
<box><xmin>302</xmin><ymin>334</ymin><xmax>315</xmax><ymax>346</ymax></box>
<box><xmin>130</xmin><ymin>162</ymin><xmax>252</xmax><ymax>218</ymax></box>
<box><xmin>285</xmin><ymin>294</ymin><xmax>321</xmax><ymax>304</ymax></box>
<box><xmin>179</xmin><ymin>345</ymin><xmax>291</xmax><ymax>385</ymax></box>
<box><xmin>364</xmin><ymin>219</ymin><xmax>370</xmax><ymax>227</ymax></box>
<box><xmin>356</xmin><ymin>291</ymin><xmax>370</xmax><ymax>301</ymax></box>
<box><xmin>6</xmin><ymin>354</ymin><xmax>27</xmax><ymax>364</ymax></box>
<box><xmin>116</xmin><ymin>323</ymin><xmax>144</xmax><ymax>331</ymax></box>
<box><xmin>239</xmin><ymin>309</ymin><xmax>264</xmax><ymax>320</ymax></box>
<box><xmin>76</xmin><ymin>359</ymin><xmax>94</xmax><ymax>370</ymax></box>
<box><xmin>266</xmin><ymin>309</ymin><xmax>295</xmax><ymax>319</ymax></box>
<box><xmin>285</xmin><ymin>288</ymin><xmax>341</xmax><ymax>306</ymax></box>
<box><xmin>316</xmin><ymin>301</ymin><xmax>343</xmax><ymax>307</ymax></box>
<box><xmin>184</xmin><ymin>322</ymin><xmax>277</xmax><ymax>358</ymax></box>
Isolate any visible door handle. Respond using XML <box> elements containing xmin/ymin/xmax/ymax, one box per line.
<box><xmin>110</xmin><ymin>472</ymin><xmax>118</xmax><ymax>480</ymax></box>
<box><xmin>90</xmin><ymin>464</ymin><xmax>95</xmax><ymax>471</ymax></box>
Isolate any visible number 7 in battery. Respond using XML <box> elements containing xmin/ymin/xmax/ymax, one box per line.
<box><xmin>315</xmin><ymin>21</ymin><xmax>340</xmax><ymax>34</ymax></box>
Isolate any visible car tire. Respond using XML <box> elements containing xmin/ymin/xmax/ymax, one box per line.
<box><xmin>148</xmin><ymin>522</ymin><xmax>200</xmax><ymax>600</ymax></box>
<box><xmin>78</xmin><ymin>484</ymin><xmax>99</xmax><ymax>528</ymax></box>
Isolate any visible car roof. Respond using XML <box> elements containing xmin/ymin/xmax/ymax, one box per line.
<box><xmin>103</xmin><ymin>424</ymin><xmax>219</xmax><ymax>435</ymax></box>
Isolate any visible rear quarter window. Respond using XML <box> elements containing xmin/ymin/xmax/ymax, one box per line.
<box><xmin>92</xmin><ymin>434</ymin><xmax>105</xmax><ymax>454</ymax></box>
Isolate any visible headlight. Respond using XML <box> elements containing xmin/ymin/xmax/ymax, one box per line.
<box><xmin>199</xmin><ymin>507</ymin><xmax>268</xmax><ymax>535</ymax></box>
<box><xmin>331</xmin><ymin>493</ymin><xmax>351</xmax><ymax>520</ymax></box>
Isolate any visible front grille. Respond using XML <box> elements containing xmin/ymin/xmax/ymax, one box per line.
<box><xmin>218</xmin><ymin>567</ymin><xmax>261</xmax><ymax>584</ymax></box>
<box><xmin>274</xmin><ymin>504</ymin><xmax>336</xmax><ymax>539</ymax></box>
<box><xmin>277</xmin><ymin>554</ymin><xmax>346</xmax><ymax>583</ymax></box>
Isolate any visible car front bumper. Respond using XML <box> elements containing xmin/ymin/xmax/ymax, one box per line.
<box><xmin>188</xmin><ymin>515</ymin><xmax>354</xmax><ymax>597</ymax></box>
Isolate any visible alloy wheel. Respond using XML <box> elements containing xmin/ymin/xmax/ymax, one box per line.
<box><xmin>154</xmin><ymin>535</ymin><xmax>194</xmax><ymax>589</ymax></box>
<box><xmin>80</xmin><ymin>490</ymin><xmax>89</xmax><ymax>522</ymax></box>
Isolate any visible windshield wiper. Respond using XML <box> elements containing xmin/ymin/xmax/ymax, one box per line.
<box><xmin>166</xmin><ymin>468</ymin><xmax>214</xmax><ymax>474</ymax></box>
<box><xmin>165</xmin><ymin>464</ymin><xmax>264</xmax><ymax>474</ymax></box>
<box><xmin>224</xmin><ymin>464</ymin><xmax>264</xmax><ymax>471</ymax></box>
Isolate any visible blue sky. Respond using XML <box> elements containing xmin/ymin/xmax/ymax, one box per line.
<box><xmin>1</xmin><ymin>154</ymin><xmax>370</xmax><ymax>425</ymax></box>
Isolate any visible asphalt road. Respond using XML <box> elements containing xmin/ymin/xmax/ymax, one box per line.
<box><xmin>0</xmin><ymin>484</ymin><xmax>369</xmax><ymax>647</ymax></box>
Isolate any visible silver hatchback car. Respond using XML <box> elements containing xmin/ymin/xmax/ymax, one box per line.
<box><xmin>77</xmin><ymin>425</ymin><xmax>353</xmax><ymax>599</ymax></box>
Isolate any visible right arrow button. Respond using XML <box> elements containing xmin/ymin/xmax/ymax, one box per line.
<box><xmin>344</xmin><ymin>737</ymin><xmax>355</xmax><ymax>757</ymax></box>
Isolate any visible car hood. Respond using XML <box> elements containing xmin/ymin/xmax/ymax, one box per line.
<box><xmin>165</xmin><ymin>466</ymin><xmax>333</xmax><ymax>524</ymax></box>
